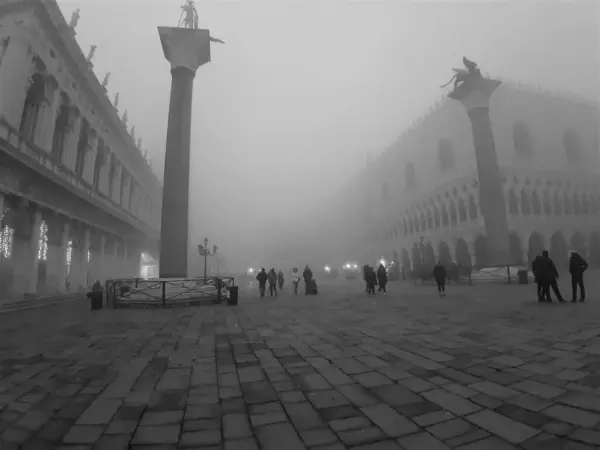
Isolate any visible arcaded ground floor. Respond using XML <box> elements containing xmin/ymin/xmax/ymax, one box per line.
<box><xmin>1</xmin><ymin>273</ymin><xmax>600</xmax><ymax>449</ymax></box>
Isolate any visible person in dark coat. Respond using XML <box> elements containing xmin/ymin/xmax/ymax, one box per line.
<box><xmin>303</xmin><ymin>266</ymin><xmax>313</xmax><ymax>295</ymax></box>
<box><xmin>277</xmin><ymin>270</ymin><xmax>285</xmax><ymax>291</ymax></box>
<box><xmin>531</xmin><ymin>254</ymin><xmax>544</xmax><ymax>302</ymax></box>
<box><xmin>432</xmin><ymin>261</ymin><xmax>447</xmax><ymax>297</ymax></box>
<box><xmin>366</xmin><ymin>266</ymin><xmax>377</xmax><ymax>295</ymax></box>
<box><xmin>377</xmin><ymin>264</ymin><xmax>388</xmax><ymax>295</ymax></box>
<box><xmin>363</xmin><ymin>264</ymin><xmax>369</xmax><ymax>293</ymax></box>
<box><xmin>569</xmin><ymin>251</ymin><xmax>588</xmax><ymax>302</ymax></box>
<box><xmin>267</xmin><ymin>268</ymin><xmax>278</xmax><ymax>296</ymax></box>
<box><xmin>256</xmin><ymin>268</ymin><xmax>268</xmax><ymax>298</ymax></box>
<box><xmin>537</xmin><ymin>250</ymin><xmax>564</xmax><ymax>303</ymax></box>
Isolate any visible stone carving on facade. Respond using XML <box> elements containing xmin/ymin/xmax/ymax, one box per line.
<box><xmin>69</xmin><ymin>8</ymin><xmax>80</xmax><ymax>30</ymax></box>
<box><xmin>441</xmin><ymin>56</ymin><xmax>482</xmax><ymax>89</ymax></box>
<box><xmin>101</xmin><ymin>72</ymin><xmax>110</xmax><ymax>89</ymax></box>
<box><xmin>86</xmin><ymin>45</ymin><xmax>96</xmax><ymax>63</ymax></box>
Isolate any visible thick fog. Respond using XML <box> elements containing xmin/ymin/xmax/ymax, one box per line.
<box><xmin>58</xmin><ymin>0</ymin><xmax>599</xmax><ymax>273</ymax></box>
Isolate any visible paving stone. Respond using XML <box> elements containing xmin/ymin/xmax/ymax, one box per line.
<box><xmin>370</xmin><ymin>384</ymin><xmax>422</xmax><ymax>406</ymax></box>
<box><xmin>140</xmin><ymin>410</ymin><xmax>183</xmax><ymax>426</ymax></box>
<box><xmin>62</xmin><ymin>425</ymin><xmax>104</xmax><ymax>444</ymax></box>
<box><xmin>332</xmin><ymin>359</ymin><xmax>371</xmax><ymax>375</ymax></box>
<box><xmin>300</xmin><ymin>428</ymin><xmax>339</xmax><ymax>446</ymax></box>
<box><xmin>351</xmin><ymin>441</ymin><xmax>402</xmax><ymax>449</ymax></box>
<box><xmin>250</xmin><ymin>411</ymin><xmax>287</xmax><ymax>427</ymax></box>
<box><xmin>455</xmin><ymin>436</ymin><xmax>518</xmax><ymax>449</ymax></box>
<box><xmin>225</xmin><ymin>437</ymin><xmax>259</xmax><ymax>450</ymax></box>
<box><xmin>397</xmin><ymin>431</ymin><xmax>451</xmax><ymax>449</ymax></box>
<box><xmin>413</xmin><ymin>410</ymin><xmax>455</xmax><ymax>427</ymax></box>
<box><xmin>422</xmin><ymin>389</ymin><xmax>481</xmax><ymax>416</ymax></box>
<box><xmin>510</xmin><ymin>380</ymin><xmax>565</xmax><ymax>399</ymax></box>
<box><xmin>398</xmin><ymin>377</ymin><xmax>436</xmax><ymax>393</ymax></box>
<box><xmin>256</xmin><ymin>422</ymin><xmax>305</xmax><ymax>450</ymax></box>
<box><xmin>223</xmin><ymin>413</ymin><xmax>251</xmax><ymax>438</ymax></box>
<box><xmin>507</xmin><ymin>393</ymin><xmax>553</xmax><ymax>412</ymax></box>
<box><xmin>469</xmin><ymin>381</ymin><xmax>519</xmax><ymax>399</ymax></box>
<box><xmin>93</xmin><ymin>434</ymin><xmax>131</xmax><ymax>450</ymax></box>
<box><xmin>180</xmin><ymin>430</ymin><xmax>221</xmax><ymax>447</ymax></box>
<box><xmin>329</xmin><ymin>415</ymin><xmax>371</xmax><ymax>432</ymax></box>
<box><xmin>427</xmin><ymin>418</ymin><xmax>474</xmax><ymax>440</ymax></box>
<box><xmin>445</xmin><ymin>428</ymin><xmax>491</xmax><ymax>447</ymax></box>
<box><xmin>543</xmin><ymin>404</ymin><xmax>600</xmax><ymax>428</ymax></box>
<box><xmin>541</xmin><ymin>422</ymin><xmax>573</xmax><ymax>437</ymax></box>
<box><xmin>352</xmin><ymin>372</ymin><xmax>394</xmax><ymax>388</ymax></box>
<box><xmin>337</xmin><ymin>426</ymin><xmax>387</xmax><ymax>446</ymax></box>
<box><xmin>105</xmin><ymin>419</ymin><xmax>137</xmax><ymax>434</ymax></box>
<box><xmin>336</xmin><ymin>384</ymin><xmax>379</xmax><ymax>408</ymax></box>
<box><xmin>307</xmin><ymin>390</ymin><xmax>350</xmax><ymax>409</ymax></box>
<box><xmin>361</xmin><ymin>403</ymin><xmax>419</xmax><ymax>437</ymax></box>
<box><xmin>465</xmin><ymin>409</ymin><xmax>540</xmax><ymax>443</ymax></box>
<box><xmin>285</xmin><ymin>402</ymin><xmax>324</xmax><ymax>430</ymax></box>
<box><xmin>132</xmin><ymin>425</ymin><xmax>180</xmax><ymax>444</ymax></box>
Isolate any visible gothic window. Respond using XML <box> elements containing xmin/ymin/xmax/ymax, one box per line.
<box><xmin>543</xmin><ymin>191</ymin><xmax>552</xmax><ymax>214</ymax></box>
<box><xmin>427</xmin><ymin>210</ymin><xmax>433</xmax><ymax>229</ymax></box>
<box><xmin>572</xmin><ymin>193</ymin><xmax>581</xmax><ymax>214</ymax></box>
<box><xmin>553</xmin><ymin>192</ymin><xmax>562</xmax><ymax>215</ymax></box>
<box><xmin>531</xmin><ymin>191</ymin><xmax>542</xmax><ymax>215</ymax></box>
<box><xmin>51</xmin><ymin>102</ymin><xmax>70</xmax><ymax>161</ymax></box>
<box><xmin>108</xmin><ymin>154</ymin><xmax>116</xmax><ymax>198</ymax></box>
<box><xmin>37</xmin><ymin>220</ymin><xmax>48</xmax><ymax>261</ymax></box>
<box><xmin>441</xmin><ymin>205</ymin><xmax>449</xmax><ymax>226</ymax></box>
<box><xmin>408</xmin><ymin>217</ymin><xmax>414</xmax><ymax>234</ymax></box>
<box><xmin>19</xmin><ymin>74</ymin><xmax>45</xmax><ymax>143</ymax></box>
<box><xmin>75</xmin><ymin>119</ymin><xmax>89</xmax><ymax>177</ymax></box>
<box><xmin>437</xmin><ymin>139</ymin><xmax>454</xmax><ymax>170</ymax></box>
<box><xmin>381</xmin><ymin>182</ymin><xmax>389</xmax><ymax>202</ymax></box>
<box><xmin>513</xmin><ymin>120</ymin><xmax>533</xmax><ymax>155</ymax></box>
<box><xmin>449</xmin><ymin>202</ymin><xmax>457</xmax><ymax>225</ymax></box>
<box><xmin>405</xmin><ymin>162</ymin><xmax>416</xmax><ymax>188</ymax></box>
<box><xmin>468</xmin><ymin>195</ymin><xmax>478</xmax><ymax>220</ymax></box>
<box><xmin>93</xmin><ymin>142</ymin><xmax>105</xmax><ymax>190</ymax></box>
<box><xmin>420</xmin><ymin>212</ymin><xmax>426</xmax><ymax>230</ymax></box>
<box><xmin>458</xmin><ymin>198</ymin><xmax>467</xmax><ymax>222</ymax></box>
<box><xmin>120</xmin><ymin>169</ymin><xmax>129</xmax><ymax>204</ymax></box>
<box><xmin>563</xmin><ymin>128</ymin><xmax>582</xmax><ymax>162</ymax></box>
<box><xmin>520</xmin><ymin>191</ymin><xmax>531</xmax><ymax>215</ymax></box>
<box><xmin>508</xmin><ymin>190</ymin><xmax>519</xmax><ymax>214</ymax></box>
<box><xmin>433</xmin><ymin>206</ymin><xmax>441</xmax><ymax>228</ymax></box>
<box><xmin>582</xmin><ymin>194</ymin><xmax>590</xmax><ymax>214</ymax></box>
<box><xmin>563</xmin><ymin>193</ymin><xmax>572</xmax><ymax>214</ymax></box>
<box><xmin>402</xmin><ymin>217</ymin><xmax>408</xmax><ymax>235</ymax></box>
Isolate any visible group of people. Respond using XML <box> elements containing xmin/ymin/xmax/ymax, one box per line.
<box><xmin>532</xmin><ymin>250</ymin><xmax>588</xmax><ymax>303</ymax></box>
<box><xmin>362</xmin><ymin>263</ymin><xmax>388</xmax><ymax>295</ymax></box>
<box><xmin>255</xmin><ymin>266</ymin><xmax>318</xmax><ymax>297</ymax></box>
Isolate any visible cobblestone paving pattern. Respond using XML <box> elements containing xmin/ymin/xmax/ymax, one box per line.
<box><xmin>1</xmin><ymin>276</ymin><xmax>600</xmax><ymax>449</ymax></box>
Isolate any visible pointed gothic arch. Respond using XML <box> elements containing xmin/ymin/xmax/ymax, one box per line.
<box><xmin>520</xmin><ymin>191</ymin><xmax>531</xmax><ymax>215</ymax></box>
<box><xmin>458</xmin><ymin>198</ymin><xmax>467</xmax><ymax>222</ymax></box>
<box><xmin>468</xmin><ymin>195</ymin><xmax>478</xmax><ymax>220</ymax></box>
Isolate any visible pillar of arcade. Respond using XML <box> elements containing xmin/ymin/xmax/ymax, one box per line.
<box><xmin>447</xmin><ymin>60</ymin><xmax>510</xmax><ymax>266</ymax></box>
<box><xmin>157</xmin><ymin>27</ymin><xmax>212</xmax><ymax>278</ymax></box>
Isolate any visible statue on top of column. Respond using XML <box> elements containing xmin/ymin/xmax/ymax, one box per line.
<box><xmin>69</xmin><ymin>8</ymin><xmax>80</xmax><ymax>30</ymax></box>
<box><xmin>102</xmin><ymin>72</ymin><xmax>111</xmax><ymax>88</ymax></box>
<box><xmin>179</xmin><ymin>0</ymin><xmax>199</xmax><ymax>29</ymax></box>
<box><xmin>113</xmin><ymin>92</ymin><xmax>119</xmax><ymax>109</ymax></box>
<box><xmin>441</xmin><ymin>56</ymin><xmax>482</xmax><ymax>89</ymax></box>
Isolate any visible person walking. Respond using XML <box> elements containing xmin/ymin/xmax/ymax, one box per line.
<box><xmin>291</xmin><ymin>268</ymin><xmax>301</xmax><ymax>295</ymax></box>
<box><xmin>377</xmin><ymin>263</ymin><xmax>388</xmax><ymax>295</ymax></box>
<box><xmin>538</xmin><ymin>250</ymin><xmax>564</xmax><ymax>303</ymax></box>
<box><xmin>302</xmin><ymin>266</ymin><xmax>313</xmax><ymax>295</ymax></box>
<box><xmin>432</xmin><ymin>261</ymin><xmax>447</xmax><ymax>297</ymax></box>
<box><xmin>277</xmin><ymin>270</ymin><xmax>285</xmax><ymax>291</ymax></box>
<box><xmin>569</xmin><ymin>251</ymin><xmax>588</xmax><ymax>303</ymax></box>
<box><xmin>366</xmin><ymin>266</ymin><xmax>377</xmax><ymax>295</ymax></box>
<box><xmin>268</xmin><ymin>268</ymin><xmax>278</xmax><ymax>297</ymax></box>
<box><xmin>256</xmin><ymin>268</ymin><xmax>268</xmax><ymax>298</ymax></box>
<box><xmin>531</xmin><ymin>253</ymin><xmax>544</xmax><ymax>302</ymax></box>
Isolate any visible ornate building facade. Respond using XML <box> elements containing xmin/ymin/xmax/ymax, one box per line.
<box><xmin>325</xmin><ymin>82</ymin><xmax>599</xmax><ymax>272</ymax></box>
<box><xmin>0</xmin><ymin>0</ymin><xmax>161</xmax><ymax>297</ymax></box>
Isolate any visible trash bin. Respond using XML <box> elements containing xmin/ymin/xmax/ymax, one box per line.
<box><xmin>517</xmin><ymin>269</ymin><xmax>529</xmax><ymax>285</ymax></box>
<box><xmin>228</xmin><ymin>286</ymin><xmax>239</xmax><ymax>306</ymax></box>
<box><xmin>87</xmin><ymin>291</ymin><xmax>103</xmax><ymax>310</ymax></box>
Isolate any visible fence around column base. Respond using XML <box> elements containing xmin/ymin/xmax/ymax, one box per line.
<box><xmin>410</xmin><ymin>264</ymin><xmax>534</xmax><ymax>286</ymax></box>
<box><xmin>104</xmin><ymin>277</ymin><xmax>235</xmax><ymax>308</ymax></box>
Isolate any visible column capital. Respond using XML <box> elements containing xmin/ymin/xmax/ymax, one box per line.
<box><xmin>448</xmin><ymin>76</ymin><xmax>502</xmax><ymax>112</ymax></box>
<box><xmin>158</xmin><ymin>27</ymin><xmax>211</xmax><ymax>73</ymax></box>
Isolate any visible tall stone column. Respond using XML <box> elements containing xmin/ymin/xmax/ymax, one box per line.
<box><xmin>0</xmin><ymin>191</ymin><xmax>4</xmax><ymax>220</ymax></box>
<box><xmin>157</xmin><ymin>27</ymin><xmax>212</xmax><ymax>278</ymax></box>
<box><xmin>448</xmin><ymin>67</ymin><xmax>510</xmax><ymax>265</ymax></box>
<box><xmin>26</xmin><ymin>210</ymin><xmax>42</xmax><ymax>295</ymax></box>
<box><xmin>98</xmin><ymin>235</ymin><xmax>106</xmax><ymax>283</ymax></box>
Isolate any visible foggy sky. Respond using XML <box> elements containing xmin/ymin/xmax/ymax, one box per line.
<box><xmin>57</xmin><ymin>0</ymin><xmax>599</xmax><ymax>270</ymax></box>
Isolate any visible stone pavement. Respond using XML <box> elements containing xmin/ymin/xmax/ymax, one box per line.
<box><xmin>0</xmin><ymin>278</ymin><xmax>600</xmax><ymax>449</ymax></box>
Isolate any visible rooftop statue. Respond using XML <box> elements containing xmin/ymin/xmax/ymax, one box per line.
<box><xmin>131</xmin><ymin>126</ymin><xmax>136</xmax><ymax>141</ymax></box>
<box><xmin>69</xmin><ymin>8</ymin><xmax>80</xmax><ymax>29</ymax></box>
<box><xmin>114</xmin><ymin>92</ymin><xmax>119</xmax><ymax>109</ymax></box>
<box><xmin>441</xmin><ymin>56</ymin><xmax>482</xmax><ymax>89</ymax></box>
<box><xmin>102</xmin><ymin>72</ymin><xmax>110</xmax><ymax>88</ymax></box>
<box><xmin>122</xmin><ymin>110</ymin><xmax>128</xmax><ymax>126</ymax></box>
<box><xmin>86</xmin><ymin>45</ymin><xmax>96</xmax><ymax>63</ymax></box>
<box><xmin>177</xmin><ymin>1</ymin><xmax>226</xmax><ymax>44</ymax></box>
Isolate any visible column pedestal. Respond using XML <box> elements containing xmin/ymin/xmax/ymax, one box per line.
<box><xmin>449</xmin><ymin>75</ymin><xmax>510</xmax><ymax>266</ymax></box>
<box><xmin>157</xmin><ymin>27</ymin><xmax>212</xmax><ymax>279</ymax></box>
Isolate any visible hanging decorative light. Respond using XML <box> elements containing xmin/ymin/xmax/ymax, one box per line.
<box><xmin>66</xmin><ymin>239</ymin><xmax>73</xmax><ymax>275</ymax></box>
<box><xmin>0</xmin><ymin>225</ymin><xmax>14</xmax><ymax>259</ymax></box>
<box><xmin>37</xmin><ymin>220</ymin><xmax>48</xmax><ymax>261</ymax></box>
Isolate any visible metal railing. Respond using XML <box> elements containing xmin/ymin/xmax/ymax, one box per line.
<box><xmin>105</xmin><ymin>276</ymin><xmax>235</xmax><ymax>308</ymax></box>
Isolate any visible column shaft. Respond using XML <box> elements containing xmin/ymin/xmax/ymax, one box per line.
<box><xmin>159</xmin><ymin>67</ymin><xmax>195</xmax><ymax>278</ymax></box>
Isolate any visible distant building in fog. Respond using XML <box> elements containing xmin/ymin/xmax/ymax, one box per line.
<box><xmin>326</xmin><ymin>82</ymin><xmax>600</xmax><ymax>271</ymax></box>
